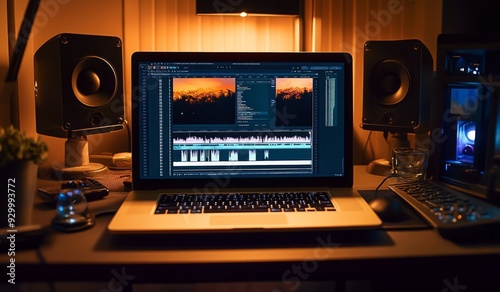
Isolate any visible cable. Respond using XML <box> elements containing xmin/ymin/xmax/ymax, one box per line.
<box><xmin>362</xmin><ymin>130</ymin><xmax>374</xmax><ymax>164</ymax></box>
<box><xmin>375</xmin><ymin>174</ymin><xmax>398</xmax><ymax>197</ymax></box>
<box><xmin>123</xmin><ymin>119</ymin><xmax>132</xmax><ymax>152</ymax></box>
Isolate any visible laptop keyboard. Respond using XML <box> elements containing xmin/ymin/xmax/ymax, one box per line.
<box><xmin>154</xmin><ymin>191</ymin><xmax>336</xmax><ymax>214</ymax></box>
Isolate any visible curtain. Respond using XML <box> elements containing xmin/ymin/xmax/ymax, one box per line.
<box><xmin>124</xmin><ymin>0</ymin><xmax>299</xmax><ymax>52</ymax></box>
<box><xmin>306</xmin><ymin>0</ymin><xmax>442</xmax><ymax>163</ymax></box>
<box><xmin>123</xmin><ymin>0</ymin><xmax>301</xmax><ymax>124</ymax></box>
<box><xmin>123</xmin><ymin>0</ymin><xmax>442</xmax><ymax>164</ymax></box>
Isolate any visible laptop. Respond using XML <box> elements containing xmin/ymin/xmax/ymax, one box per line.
<box><xmin>108</xmin><ymin>51</ymin><xmax>382</xmax><ymax>234</ymax></box>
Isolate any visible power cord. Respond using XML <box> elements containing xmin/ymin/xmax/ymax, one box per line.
<box><xmin>123</xmin><ymin>119</ymin><xmax>131</xmax><ymax>152</ymax></box>
<box><xmin>375</xmin><ymin>173</ymin><xmax>398</xmax><ymax>197</ymax></box>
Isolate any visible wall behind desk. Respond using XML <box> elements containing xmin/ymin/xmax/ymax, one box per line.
<box><xmin>4</xmin><ymin>0</ymin><xmax>442</xmax><ymax>167</ymax></box>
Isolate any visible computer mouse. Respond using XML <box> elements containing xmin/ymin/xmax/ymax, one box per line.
<box><xmin>369</xmin><ymin>197</ymin><xmax>405</xmax><ymax>221</ymax></box>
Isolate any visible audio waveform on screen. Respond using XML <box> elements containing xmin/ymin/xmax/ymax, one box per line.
<box><xmin>173</xmin><ymin>134</ymin><xmax>311</xmax><ymax>144</ymax></box>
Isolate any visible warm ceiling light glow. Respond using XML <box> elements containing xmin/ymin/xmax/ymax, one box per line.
<box><xmin>196</xmin><ymin>0</ymin><xmax>301</xmax><ymax>17</ymax></box>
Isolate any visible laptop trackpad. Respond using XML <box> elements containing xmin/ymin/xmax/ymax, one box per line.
<box><xmin>210</xmin><ymin>214</ymin><xmax>287</xmax><ymax>226</ymax></box>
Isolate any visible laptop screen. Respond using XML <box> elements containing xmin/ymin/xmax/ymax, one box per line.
<box><xmin>131</xmin><ymin>52</ymin><xmax>353</xmax><ymax>190</ymax></box>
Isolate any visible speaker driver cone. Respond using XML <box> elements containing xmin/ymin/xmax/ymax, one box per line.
<box><xmin>72</xmin><ymin>56</ymin><xmax>117</xmax><ymax>107</ymax></box>
<box><xmin>369</xmin><ymin>59</ymin><xmax>411</xmax><ymax>106</ymax></box>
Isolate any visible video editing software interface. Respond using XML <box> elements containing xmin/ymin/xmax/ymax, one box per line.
<box><xmin>137</xmin><ymin>59</ymin><xmax>347</xmax><ymax>180</ymax></box>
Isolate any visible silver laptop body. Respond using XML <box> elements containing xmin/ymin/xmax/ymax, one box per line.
<box><xmin>108</xmin><ymin>51</ymin><xmax>381</xmax><ymax>233</ymax></box>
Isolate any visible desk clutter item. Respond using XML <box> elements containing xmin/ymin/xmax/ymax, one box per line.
<box><xmin>389</xmin><ymin>180</ymin><xmax>500</xmax><ymax>240</ymax></box>
<box><xmin>38</xmin><ymin>178</ymin><xmax>109</xmax><ymax>203</ymax></box>
<box><xmin>392</xmin><ymin>147</ymin><xmax>428</xmax><ymax>182</ymax></box>
<box><xmin>89</xmin><ymin>152</ymin><xmax>132</xmax><ymax>170</ymax></box>
<box><xmin>52</xmin><ymin>188</ymin><xmax>95</xmax><ymax>232</ymax></box>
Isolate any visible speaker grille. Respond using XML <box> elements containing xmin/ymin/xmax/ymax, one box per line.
<box><xmin>368</xmin><ymin>59</ymin><xmax>411</xmax><ymax>106</ymax></box>
<box><xmin>72</xmin><ymin>56</ymin><xmax>118</xmax><ymax>107</ymax></box>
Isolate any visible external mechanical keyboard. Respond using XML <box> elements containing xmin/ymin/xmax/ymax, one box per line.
<box><xmin>154</xmin><ymin>192</ymin><xmax>336</xmax><ymax>214</ymax></box>
<box><xmin>389</xmin><ymin>180</ymin><xmax>500</xmax><ymax>239</ymax></box>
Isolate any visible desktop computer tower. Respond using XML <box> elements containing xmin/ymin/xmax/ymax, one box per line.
<box><xmin>434</xmin><ymin>34</ymin><xmax>500</xmax><ymax>203</ymax></box>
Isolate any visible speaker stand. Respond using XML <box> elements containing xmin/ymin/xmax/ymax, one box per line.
<box><xmin>48</xmin><ymin>136</ymin><xmax>108</xmax><ymax>180</ymax></box>
<box><xmin>50</xmin><ymin>163</ymin><xmax>108</xmax><ymax>180</ymax></box>
<box><xmin>366</xmin><ymin>132</ymin><xmax>410</xmax><ymax>176</ymax></box>
<box><xmin>366</xmin><ymin>158</ymin><xmax>392</xmax><ymax>176</ymax></box>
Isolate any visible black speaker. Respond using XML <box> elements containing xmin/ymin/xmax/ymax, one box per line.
<box><xmin>361</xmin><ymin>39</ymin><xmax>433</xmax><ymax>133</ymax></box>
<box><xmin>34</xmin><ymin>33</ymin><xmax>124</xmax><ymax>138</ymax></box>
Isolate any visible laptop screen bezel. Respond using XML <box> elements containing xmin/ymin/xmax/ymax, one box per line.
<box><xmin>130</xmin><ymin>51</ymin><xmax>353</xmax><ymax>190</ymax></box>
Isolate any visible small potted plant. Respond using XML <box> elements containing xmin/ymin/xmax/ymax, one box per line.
<box><xmin>0</xmin><ymin>125</ymin><xmax>48</xmax><ymax>167</ymax></box>
<box><xmin>0</xmin><ymin>125</ymin><xmax>48</xmax><ymax>227</ymax></box>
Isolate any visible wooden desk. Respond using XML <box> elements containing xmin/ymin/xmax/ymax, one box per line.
<box><xmin>2</xmin><ymin>166</ymin><xmax>500</xmax><ymax>291</ymax></box>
